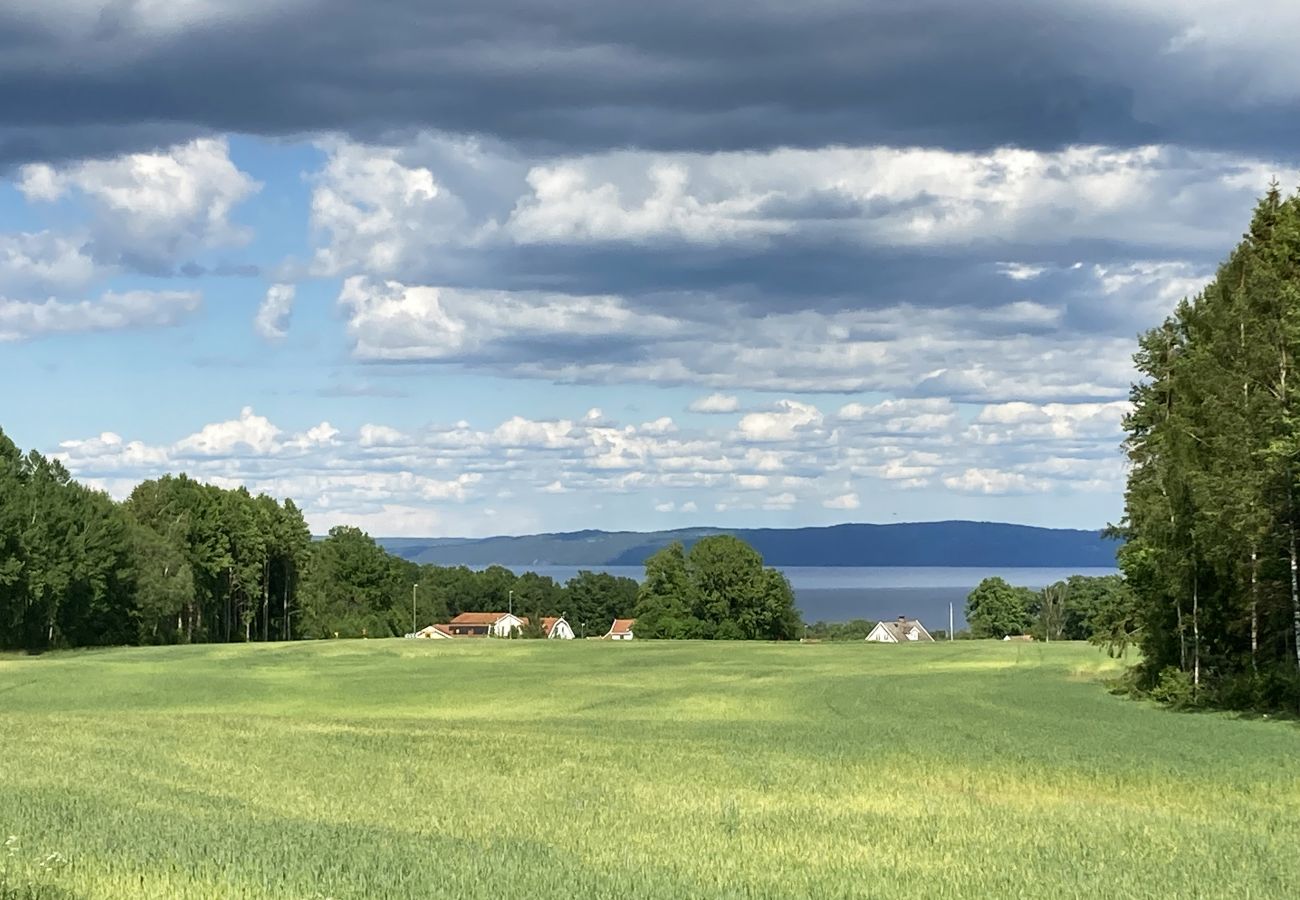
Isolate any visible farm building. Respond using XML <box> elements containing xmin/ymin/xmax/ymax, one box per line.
<box><xmin>605</xmin><ymin>618</ymin><xmax>635</xmax><ymax>640</ymax></box>
<box><xmin>865</xmin><ymin>617</ymin><xmax>934</xmax><ymax>643</ymax></box>
<box><xmin>447</xmin><ymin>612</ymin><xmax>526</xmax><ymax>637</ymax></box>
<box><xmin>1003</xmin><ymin>634</ymin><xmax>1035</xmax><ymax>642</ymax></box>
<box><xmin>414</xmin><ymin>624</ymin><xmax>454</xmax><ymax>639</ymax></box>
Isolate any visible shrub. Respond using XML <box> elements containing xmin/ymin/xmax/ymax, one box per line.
<box><xmin>1149</xmin><ymin>666</ymin><xmax>1195</xmax><ymax>708</ymax></box>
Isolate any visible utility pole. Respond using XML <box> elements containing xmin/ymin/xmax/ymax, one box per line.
<box><xmin>508</xmin><ymin>589</ymin><xmax>513</xmax><ymax>617</ymax></box>
<box><xmin>412</xmin><ymin>582</ymin><xmax>419</xmax><ymax>636</ymax></box>
<box><xmin>949</xmin><ymin>601</ymin><xmax>954</xmax><ymax>641</ymax></box>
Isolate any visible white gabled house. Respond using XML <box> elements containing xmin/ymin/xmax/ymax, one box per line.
<box><xmin>414</xmin><ymin>623</ymin><xmax>454</xmax><ymax>639</ymax></box>
<box><xmin>866</xmin><ymin>616</ymin><xmax>934</xmax><ymax>643</ymax></box>
<box><xmin>540</xmin><ymin>617</ymin><xmax>575</xmax><ymax>639</ymax></box>
<box><xmin>605</xmin><ymin>618</ymin><xmax>635</xmax><ymax>640</ymax></box>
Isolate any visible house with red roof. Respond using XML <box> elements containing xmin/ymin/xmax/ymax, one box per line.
<box><xmin>539</xmin><ymin>616</ymin><xmax>575</xmax><ymax>639</ymax></box>
<box><xmin>447</xmin><ymin>612</ymin><xmax>526</xmax><ymax>637</ymax></box>
<box><xmin>512</xmin><ymin>616</ymin><xmax>577</xmax><ymax>639</ymax></box>
<box><xmin>415</xmin><ymin>613</ymin><xmax>576</xmax><ymax>639</ymax></box>
<box><xmin>605</xmin><ymin>618</ymin><xmax>635</xmax><ymax>640</ymax></box>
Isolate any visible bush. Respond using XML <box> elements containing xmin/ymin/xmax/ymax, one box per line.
<box><xmin>1246</xmin><ymin>668</ymin><xmax>1300</xmax><ymax>713</ymax></box>
<box><xmin>1149</xmin><ymin>666</ymin><xmax>1195</xmax><ymax>708</ymax></box>
<box><xmin>714</xmin><ymin>620</ymin><xmax>744</xmax><ymax>640</ymax></box>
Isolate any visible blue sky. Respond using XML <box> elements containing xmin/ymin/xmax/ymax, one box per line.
<box><xmin>3</xmin><ymin>1</ymin><xmax>1300</xmax><ymax>537</ymax></box>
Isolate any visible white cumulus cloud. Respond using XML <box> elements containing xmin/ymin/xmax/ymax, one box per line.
<box><xmin>254</xmin><ymin>283</ymin><xmax>296</xmax><ymax>340</ymax></box>
<box><xmin>0</xmin><ymin>291</ymin><xmax>202</xmax><ymax>342</ymax></box>
<box><xmin>17</xmin><ymin>138</ymin><xmax>260</xmax><ymax>270</ymax></box>
<box><xmin>823</xmin><ymin>492</ymin><xmax>861</xmax><ymax>510</ymax></box>
<box><xmin>689</xmin><ymin>393</ymin><xmax>740</xmax><ymax>414</ymax></box>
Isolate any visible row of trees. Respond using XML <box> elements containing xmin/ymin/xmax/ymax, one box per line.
<box><xmin>802</xmin><ymin>619</ymin><xmax>880</xmax><ymax>641</ymax></box>
<box><xmin>1119</xmin><ymin>185</ymin><xmax>1300</xmax><ymax>711</ymax></box>
<box><xmin>633</xmin><ymin>536</ymin><xmax>802</xmax><ymax>639</ymax></box>
<box><xmin>301</xmin><ymin>525</ymin><xmax>638</xmax><ymax>640</ymax></box>
<box><xmin>964</xmin><ymin>575</ymin><xmax>1137</xmax><ymax>651</ymax></box>
<box><xmin>0</xmin><ymin>428</ymin><xmax>638</xmax><ymax>651</ymax></box>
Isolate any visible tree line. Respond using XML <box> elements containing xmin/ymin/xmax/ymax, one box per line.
<box><xmin>1119</xmin><ymin>185</ymin><xmax>1300</xmax><ymax>712</ymax></box>
<box><xmin>0</xmin><ymin>428</ymin><xmax>637</xmax><ymax>651</ymax></box>
<box><xmin>963</xmin><ymin>575</ymin><xmax>1137</xmax><ymax>649</ymax></box>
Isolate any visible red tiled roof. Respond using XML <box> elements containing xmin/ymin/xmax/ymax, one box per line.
<box><xmin>508</xmin><ymin>616</ymin><xmax>567</xmax><ymax>634</ymax></box>
<box><xmin>607</xmin><ymin>618</ymin><xmax>635</xmax><ymax>635</ymax></box>
<box><xmin>450</xmin><ymin>612</ymin><xmax>511</xmax><ymax>625</ymax></box>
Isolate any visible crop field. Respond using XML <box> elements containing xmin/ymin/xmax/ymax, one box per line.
<box><xmin>2</xmin><ymin>640</ymin><xmax>1298</xmax><ymax>899</ymax></box>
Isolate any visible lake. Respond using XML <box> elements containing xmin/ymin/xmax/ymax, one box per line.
<box><xmin>505</xmin><ymin>565</ymin><xmax>1120</xmax><ymax>630</ymax></box>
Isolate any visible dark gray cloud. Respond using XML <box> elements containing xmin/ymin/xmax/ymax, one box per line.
<box><xmin>2</xmin><ymin>1</ymin><xmax>1299</xmax><ymax>167</ymax></box>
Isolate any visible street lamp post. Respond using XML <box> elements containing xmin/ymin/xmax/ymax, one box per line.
<box><xmin>412</xmin><ymin>583</ymin><xmax>419</xmax><ymax>637</ymax></box>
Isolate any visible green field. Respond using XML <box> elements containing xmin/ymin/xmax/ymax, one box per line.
<box><xmin>2</xmin><ymin>641</ymin><xmax>1297</xmax><ymax>899</ymax></box>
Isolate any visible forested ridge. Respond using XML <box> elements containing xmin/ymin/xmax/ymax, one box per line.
<box><xmin>0</xmin><ymin>428</ymin><xmax>637</xmax><ymax>650</ymax></box>
<box><xmin>384</xmin><ymin>521</ymin><xmax>1114</xmax><ymax>568</ymax></box>
<box><xmin>1120</xmin><ymin>184</ymin><xmax>1300</xmax><ymax>711</ymax></box>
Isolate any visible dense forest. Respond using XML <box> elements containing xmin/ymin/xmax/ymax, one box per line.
<box><xmin>1120</xmin><ymin>184</ymin><xmax>1300</xmax><ymax>711</ymax></box>
<box><xmin>0</xmin><ymin>427</ymin><xmax>636</xmax><ymax>650</ymax></box>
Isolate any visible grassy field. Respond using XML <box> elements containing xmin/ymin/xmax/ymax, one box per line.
<box><xmin>1</xmin><ymin>640</ymin><xmax>1297</xmax><ymax>899</ymax></box>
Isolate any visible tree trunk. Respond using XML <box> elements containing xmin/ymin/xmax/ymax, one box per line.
<box><xmin>227</xmin><ymin>565</ymin><xmax>234</xmax><ymax>643</ymax></box>
<box><xmin>1176</xmin><ymin>599</ymin><xmax>1187</xmax><ymax>672</ymax></box>
<box><xmin>1192</xmin><ymin>571</ymin><xmax>1200</xmax><ymax>694</ymax></box>
<box><xmin>262</xmin><ymin>557</ymin><xmax>270</xmax><ymax>643</ymax></box>
<box><xmin>1291</xmin><ymin>524</ymin><xmax>1300</xmax><ymax>672</ymax></box>
<box><xmin>1251</xmin><ymin>549</ymin><xmax>1259</xmax><ymax>673</ymax></box>
<box><xmin>283</xmin><ymin>561</ymin><xmax>291</xmax><ymax>642</ymax></box>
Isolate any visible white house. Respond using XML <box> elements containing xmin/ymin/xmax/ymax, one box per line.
<box><xmin>866</xmin><ymin>617</ymin><xmax>934</xmax><ymax>643</ymax></box>
<box><xmin>605</xmin><ymin>618</ymin><xmax>635</xmax><ymax>640</ymax></box>
<box><xmin>414</xmin><ymin>623</ymin><xmax>454</xmax><ymax>639</ymax></box>
<box><xmin>540</xmin><ymin>617</ymin><xmax>575</xmax><ymax>639</ymax></box>
<box><xmin>448</xmin><ymin>612</ymin><xmax>527</xmax><ymax>637</ymax></box>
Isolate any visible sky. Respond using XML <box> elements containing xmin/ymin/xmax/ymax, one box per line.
<box><xmin>3</xmin><ymin>1</ymin><xmax>1300</xmax><ymax>538</ymax></box>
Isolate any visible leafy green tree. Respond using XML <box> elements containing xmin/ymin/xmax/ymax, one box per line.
<box><xmin>1036</xmin><ymin>581</ymin><xmax>1068</xmax><ymax>642</ymax></box>
<box><xmin>635</xmin><ymin>536</ymin><xmax>800</xmax><ymax>640</ymax></box>
<box><xmin>803</xmin><ymin>619</ymin><xmax>877</xmax><ymax>640</ymax></box>
<box><xmin>1085</xmin><ymin>577</ymin><xmax>1141</xmax><ymax>658</ymax></box>
<box><xmin>564</xmin><ymin>570</ymin><xmax>638</xmax><ymax>637</ymax></box>
<box><xmin>128</xmin><ymin>518</ymin><xmax>194</xmax><ymax>644</ymax></box>
<box><xmin>966</xmin><ymin>577</ymin><xmax>1032</xmax><ymax>639</ymax></box>
<box><xmin>297</xmin><ymin>526</ymin><xmax>407</xmax><ymax>638</ymax></box>
<box><xmin>513</xmin><ymin>571</ymin><xmax>564</xmax><ymax>617</ymax></box>
<box><xmin>635</xmin><ymin>542</ymin><xmax>697</xmax><ymax>638</ymax></box>
<box><xmin>520</xmin><ymin>611</ymin><xmax>547</xmax><ymax>638</ymax></box>
<box><xmin>0</xmin><ymin>430</ymin><xmax>26</xmax><ymax>642</ymax></box>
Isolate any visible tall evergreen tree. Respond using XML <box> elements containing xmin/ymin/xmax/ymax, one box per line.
<box><xmin>1120</xmin><ymin>185</ymin><xmax>1300</xmax><ymax>710</ymax></box>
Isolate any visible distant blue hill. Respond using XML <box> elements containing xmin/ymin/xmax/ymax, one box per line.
<box><xmin>377</xmin><ymin>521</ymin><xmax>1118</xmax><ymax>568</ymax></box>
